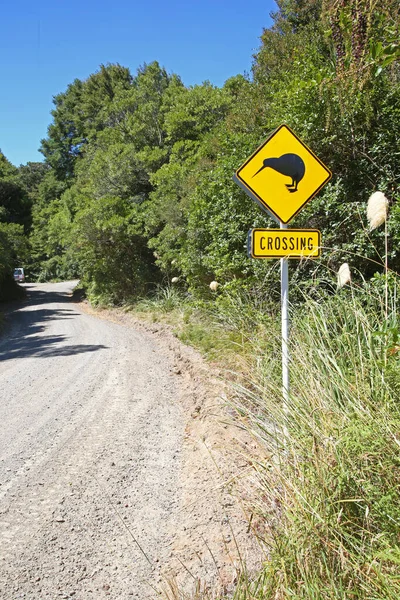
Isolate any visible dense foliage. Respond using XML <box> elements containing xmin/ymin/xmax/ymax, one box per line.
<box><xmin>0</xmin><ymin>0</ymin><xmax>398</xmax><ymax>303</ymax></box>
<box><xmin>0</xmin><ymin>152</ymin><xmax>34</xmax><ymax>300</ymax></box>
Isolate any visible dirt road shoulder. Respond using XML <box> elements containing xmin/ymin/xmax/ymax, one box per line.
<box><xmin>80</xmin><ymin>302</ymin><xmax>262</xmax><ymax>597</ymax></box>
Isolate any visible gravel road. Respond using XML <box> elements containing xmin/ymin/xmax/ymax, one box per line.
<box><xmin>0</xmin><ymin>281</ymin><xmax>184</xmax><ymax>599</ymax></box>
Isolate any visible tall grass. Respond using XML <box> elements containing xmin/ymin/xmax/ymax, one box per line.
<box><xmin>230</xmin><ymin>279</ymin><xmax>400</xmax><ymax>599</ymax></box>
<box><xmin>127</xmin><ymin>273</ymin><xmax>400</xmax><ymax>599</ymax></box>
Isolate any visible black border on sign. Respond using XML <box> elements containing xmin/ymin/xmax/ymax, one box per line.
<box><xmin>250</xmin><ymin>228</ymin><xmax>321</xmax><ymax>259</ymax></box>
<box><xmin>236</xmin><ymin>124</ymin><xmax>332</xmax><ymax>224</ymax></box>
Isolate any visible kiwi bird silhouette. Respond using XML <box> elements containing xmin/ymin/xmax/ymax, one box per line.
<box><xmin>252</xmin><ymin>153</ymin><xmax>305</xmax><ymax>193</ymax></box>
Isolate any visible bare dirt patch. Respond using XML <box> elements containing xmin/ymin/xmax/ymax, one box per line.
<box><xmin>81</xmin><ymin>303</ymin><xmax>263</xmax><ymax>597</ymax></box>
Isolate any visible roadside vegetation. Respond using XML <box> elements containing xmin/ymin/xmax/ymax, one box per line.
<box><xmin>245</xmin><ymin>281</ymin><xmax>400</xmax><ymax>600</ymax></box>
<box><xmin>134</xmin><ymin>269</ymin><xmax>400</xmax><ymax>600</ymax></box>
<box><xmin>1</xmin><ymin>0</ymin><xmax>399</xmax><ymax>597</ymax></box>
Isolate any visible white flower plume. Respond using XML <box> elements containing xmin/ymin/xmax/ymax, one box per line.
<box><xmin>337</xmin><ymin>263</ymin><xmax>351</xmax><ymax>289</ymax></box>
<box><xmin>367</xmin><ymin>191</ymin><xmax>388</xmax><ymax>231</ymax></box>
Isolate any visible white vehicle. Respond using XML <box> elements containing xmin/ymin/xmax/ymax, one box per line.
<box><xmin>13</xmin><ymin>268</ymin><xmax>25</xmax><ymax>282</ymax></box>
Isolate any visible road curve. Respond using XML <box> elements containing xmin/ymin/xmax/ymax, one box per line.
<box><xmin>0</xmin><ymin>281</ymin><xmax>184</xmax><ymax>599</ymax></box>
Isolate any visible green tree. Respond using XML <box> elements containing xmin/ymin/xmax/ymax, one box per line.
<box><xmin>40</xmin><ymin>64</ymin><xmax>132</xmax><ymax>180</ymax></box>
<box><xmin>143</xmin><ymin>81</ymin><xmax>237</xmax><ymax>279</ymax></box>
<box><xmin>0</xmin><ymin>151</ymin><xmax>31</xmax><ymax>298</ymax></box>
<box><xmin>0</xmin><ymin>151</ymin><xmax>31</xmax><ymax>230</ymax></box>
<box><xmin>72</xmin><ymin>195</ymin><xmax>156</xmax><ymax>303</ymax></box>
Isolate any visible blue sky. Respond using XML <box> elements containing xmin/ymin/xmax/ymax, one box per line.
<box><xmin>1</xmin><ymin>1</ymin><xmax>276</xmax><ymax>167</ymax></box>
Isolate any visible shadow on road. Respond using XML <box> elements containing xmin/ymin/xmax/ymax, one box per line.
<box><xmin>0</xmin><ymin>285</ymin><xmax>108</xmax><ymax>361</ymax></box>
<box><xmin>22</xmin><ymin>284</ymin><xmax>82</xmax><ymax>307</ymax></box>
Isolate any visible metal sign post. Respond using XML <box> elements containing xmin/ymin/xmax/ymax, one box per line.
<box><xmin>280</xmin><ymin>222</ymin><xmax>290</xmax><ymax>412</ymax></box>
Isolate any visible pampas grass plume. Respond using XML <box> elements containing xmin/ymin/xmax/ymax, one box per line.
<box><xmin>337</xmin><ymin>263</ymin><xmax>351</xmax><ymax>289</ymax></box>
<box><xmin>367</xmin><ymin>191</ymin><xmax>388</xmax><ymax>230</ymax></box>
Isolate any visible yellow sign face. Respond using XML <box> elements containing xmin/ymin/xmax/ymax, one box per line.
<box><xmin>236</xmin><ymin>124</ymin><xmax>332</xmax><ymax>224</ymax></box>
<box><xmin>249</xmin><ymin>229</ymin><xmax>321</xmax><ymax>259</ymax></box>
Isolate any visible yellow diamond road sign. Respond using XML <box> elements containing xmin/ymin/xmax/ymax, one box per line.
<box><xmin>235</xmin><ymin>124</ymin><xmax>332</xmax><ymax>224</ymax></box>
